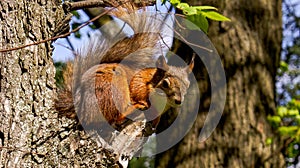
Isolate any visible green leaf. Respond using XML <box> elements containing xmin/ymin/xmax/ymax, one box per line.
<box><xmin>201</xmin><ymin>11</ymin><xmax>231</xmax><ymax>21</ymax></box>
<box><xmin>289</xmin><ymin>99</ymin><xmax>300</xmax><ymax>109</ymax></box>
<box><xmin>279</xmin><ymin>61</ymin><xmax>289</xmax><ymax>72</ymax></box>
<box><xmin>267</xmin><ymin>115</ymin><xmax>282</xmax><ymax>126</ymax></box>
<box><xmin>266</xmin><ymin>138</ymin><xmax>273</xmax><ymax>145</ymax></box>
<box><xmin>286</xmin><ymin>141</ymin><xmax>300</xmax><ymax>158</ymax></box>
<box><xmin>161</xmin><ymin>0</ymin><xmax>167</xmax><ymax>5</ymax></box>
<box><xmin>71</xmin><ymin>11</ymin><xmax>80</xmax><ymax>20</ymax></box>
<box><xmin>183</xmin><ymin>7</ymin><xmax>198</xmax><ymax>15</ymax></box>
<box><xmin>186</xmin><ymin>14</ymin><xmax>208</xmax><ymax>33</ymax></box>
<box><xmin>71</xmin><ymin>22</ymin><xmax>81</xmax><ymax>30</ymax></box>
<box><xmin>176</xmin><ymin>2</ymin><xmax>189</xmax><ymax>10</ymax></box>
<box><xmin>88</xmin><ymin>24</ymin><xmax>97</xmax><ymax>30</ymax></box>
<box><xmin>296</xmin><ymin>115</ymin><xmax>300</xmax><ymax>125</ymax></box>
<box><xmin>54</xmin><ymin>62</ymin><xmax>67</xmax><ymax>88</ymax></box>
<box><xmin>287</xmin><ymin>109</ymin><xmax>299</xmax><ymax>116</ymax></box>
<box><xmin>278</xmin><ymin>126</ymin><xmax>299</xmax><ymax>136</ymax></box>
<box><xmin>170</xmin><ymin>0</ymin><xmax>181</xmax><ymax>6</ymax></box>
<box><xmin>74</xmin><ymin>31</ymin><xmax>81</xmax><ymax>39</ymax></box>
<box><xmin>170</xmin><ymin>1</ymin><xmax>230</xmax><ymax>32</ymax></box>
<box><xmin>277</xmin><ymin>106</ymin><xmax>288</xmax><ymax>117</ymax></box>
<box><xmin>195</xmin><ymin>6</ymin><xmax>218</xmax><ymax>11</ymax></box>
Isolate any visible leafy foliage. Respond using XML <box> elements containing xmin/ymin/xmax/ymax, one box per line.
<box><xmin>265</xmin><ymin>0</ymin><xmax>300</xmax><ymax>166</ymax></box>
<box><xmin>71</xmin><ymin>10</ymin><xmax>81</xmax><ymax>20</ymax></box>
<box><xmin>70</xmin><ymin>11</ymin><xmax>97</xmax><ymax>39</ymax></box>
<box><xmin>268</xmin><ymin>99</ymin><xmax>300</xmax><ymax>164</ymax></box>
<box><xmin>54</xmin><ymin>62</ymin><xmax>67</xmax><ymax>89</ymax></box>
<box><xmin>72</xmin><ymin>22</ymin><xmax>82</xmax><ymax>38</ymax></box>
<box><xmin>163</xmin><ymin>0</ymin><xmax>230</xmax><ymax>33</ymax></box>
<box><xmin>128</xmin><ymin>157</ymin><xmax>154</xmax><ymax>168</ymax></box>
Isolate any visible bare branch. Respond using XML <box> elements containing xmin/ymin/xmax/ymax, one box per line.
<box><xmin>63</xmin><ymin>0</ymin><xmax>112</xmax><ymax>12</ymax></box>
<box><xmin>63</xmin><ymin>0</ymin><xmax>156</xmax><ymax>12</ymax></box>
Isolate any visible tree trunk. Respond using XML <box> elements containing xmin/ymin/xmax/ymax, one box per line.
<box><xmin>0</xmin><ymin>0</ymin><xmax>63</xmax><ymax>166</ymax></box>
<box><xmin>0</xmin><ymin>1</ymin><xmax>119</xmax><ymax>167</ymax></box>
<box><xmin>156</xmin><ymin>0</ymin><xmax>285</xmax><ymax>167</ymax></box>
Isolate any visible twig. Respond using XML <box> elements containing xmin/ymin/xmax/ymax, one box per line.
<box><xmin>158</xmin><ymin>33</ymin><xmax>171</xmax><ymax>51</ymax></box>
<box><xmin>174</xmin><ymin>30</ymin><xmax>213</xmax><ymax>53</ymax></box>
<box><xmin>149</xmin><ymin>11</ymin><xmax>213</xmax><ymax>53</ymax></box>
<box><xmin>54</xmin><ymin>42</ymin><xmax>79</xmax><ymax>58</ymax></box>
<box><xmin>262</xmin><ymin>137</ymin><xmax>295</xmax><ymax>163</ymax></box>
<box><xmin>65</xmin><ymin>36</ymin><xmax>75</xmax><ymax>51</ymax></box>
<box><xmin>174</xmin><ymin>14</ymin><xmax>188</xmax><ymax>30</ymax></box>
<box><xmin>158</xmin><ymin>12</ymin><xmax>213</xmax><ymax>53</ymax></box>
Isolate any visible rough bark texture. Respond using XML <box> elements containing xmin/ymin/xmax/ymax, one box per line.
<box><xmin>156</xmin><ymin>0</ymin><xmax>284</xmax><ymax>167</ymax></box>
<box><xmin>0</xmin><ymin>0</ymin><xmax>62</xmax><ymax>166</ymax></box>
<box><xmin>0</xmin><ymin>0</ymin><xmax>120</xmax><ymax>167</ymax></box>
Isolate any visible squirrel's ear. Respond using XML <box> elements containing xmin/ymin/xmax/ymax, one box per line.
<box><xmin>156</xmin><ymin>56</ymin><xmax>169</xmax><ymax>71</ymax></box>
<box><xmin>186</xmin><ymin>54</ymin><xmax>195</xmax><ymax>74</ymax></box>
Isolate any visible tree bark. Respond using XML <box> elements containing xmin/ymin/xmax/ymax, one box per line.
<box><xmin>0</xmin><ymin>0</ymin><xmax>63</xmax><ymax>166</ymax></box>
<box><xmin>0</xmin><ymin>1</ymin><xmax>120</xmax><ymax>167</ymax></box>
<box><xmin>156</xmin><ymin>0</ymin><xmax>285</xmax><ymax>167</ymax></box>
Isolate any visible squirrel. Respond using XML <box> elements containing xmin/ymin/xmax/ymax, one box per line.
<box><xmin>55</xmin><ymin>1</ymin><xmax>195</xmax><ymax>136</ymax></box>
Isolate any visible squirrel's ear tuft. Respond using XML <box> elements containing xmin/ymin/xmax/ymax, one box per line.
<box><xmin>156</xmin><ymin>56</ymin><xmax>169</xmax><ymax>71</ymax></box>
<box><xmin>186</xmin><ymin>54</ymin><xmax>195</xmax><ymax>74</ymax></box>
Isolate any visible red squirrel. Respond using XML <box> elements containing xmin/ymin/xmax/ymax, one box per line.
<box><xmin>55</xmin><ymin>1</ymin><xmax>194</xmax><ymax>135</ymax></box>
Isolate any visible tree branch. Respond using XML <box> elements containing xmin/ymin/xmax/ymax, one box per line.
<box><xmin>63</xmin><ymin>0</ymin><xmax>157</xmax><ymax>12</ymax></box>
<box><xmin>63</xmin><ymin>1</ymin><xmax>112</xmax><ymax>12</ymax></box>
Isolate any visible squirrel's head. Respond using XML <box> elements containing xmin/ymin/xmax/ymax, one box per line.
<box><xmin>155</xmin><ymin>55</ymin><xmax>194</xmax><ymax>107</ymax></box>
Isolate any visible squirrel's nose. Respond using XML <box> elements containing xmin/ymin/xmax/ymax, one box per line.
<box><xmin>175</xmin><ymin>99</ymin><xmax>181</xmax><ymax>105</ymax></box>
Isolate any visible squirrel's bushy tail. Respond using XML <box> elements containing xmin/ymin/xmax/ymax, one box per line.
<box><xmin>72</xmin><ymin>1</ymin><xmax>171</xmax><ymax>89</ymax></box>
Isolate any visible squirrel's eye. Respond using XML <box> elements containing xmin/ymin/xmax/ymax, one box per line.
<box><xmin>162</xmin><ymin>79</ymin><xmax>169</xmax><ymax>88</ymax></box>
